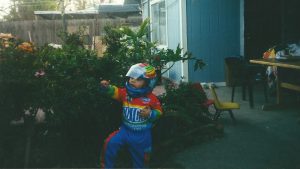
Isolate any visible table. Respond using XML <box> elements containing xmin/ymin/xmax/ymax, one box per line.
<box><xmin>250</xmin><ymin>58</ymin><xmax>300</xmax><ymax>105</ymax></box>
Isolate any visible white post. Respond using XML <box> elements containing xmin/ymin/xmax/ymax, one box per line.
<box><xmin>28</xmin><ymin>31</ymin><xmax>32</xmax><ymax>42</ymax></box>
<box><xmin>179</xmin><ymin>0</ymin><xmax>188</xmax><ymax>82</ymax></box>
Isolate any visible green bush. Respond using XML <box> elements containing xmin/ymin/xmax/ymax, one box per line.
<box><xmin>162</xmin><ymin>82</ymin><xmax>211</xmax><ymax>124</ymax></box>
<box><xmin>0</xmin><ymin>20</ymin><xmax>213</xmax><ymax>168</ymax></box>
<box><xmin>102</xmin><ymin>19</ymin><xmax>206</xmax><ymax>83</ymax></box>
<box><xmin>0</xmin><ymin>32</ymin><xmax>123</xmax><ymax>167</ymax></box>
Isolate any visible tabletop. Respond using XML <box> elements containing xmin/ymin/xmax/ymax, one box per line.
<box><xmin>249</xmin><ymin>58</ymin><xmax>300</xmax><ymax>70</ymax></box>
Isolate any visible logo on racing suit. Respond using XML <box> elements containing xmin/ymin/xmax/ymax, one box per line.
<box><xmin>123</xmin><ymin>107</ymin><xmax>148</xmax><ymax>123</ymax></box>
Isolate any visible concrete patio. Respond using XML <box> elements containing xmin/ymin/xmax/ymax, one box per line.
<box><xmin>167</xmin><ymin>85</ymin><xmax>300</xmax><ymax>169</ymax></box>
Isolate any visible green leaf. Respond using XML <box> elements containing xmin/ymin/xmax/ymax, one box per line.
<box><xmin>137</xmin><ymin>18</ymin><xmax>150</xmax><ymax>37</ymax></box>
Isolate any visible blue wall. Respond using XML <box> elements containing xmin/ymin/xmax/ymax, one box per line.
<box><xmin>187</xmin><ymin>0</ymin><xmax>241</xmax><ymax>83</ymax></box>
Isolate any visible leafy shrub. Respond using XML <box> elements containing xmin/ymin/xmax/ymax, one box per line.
<box><xmin>0</xmin><ymin>20</ymin><xmax>212</xmax><ymax>168</ymax></box>
<box><xmin>0</xmin><ymin>32</ymin><xmax>123</xmax><ymax>167</ymax></box>
<box><xmin>162</xmin><ymin>82</ymin><xmax>211</xmax><ymax>124</ymax></box>
<box><xmin>102</xmin><ymin>19</ymin><xmax>206</xmax><ymax>83</ymax></box>
<box><xmin>0</xmin><ymin>34</ymin><xmax>38</xmax><ymax>122</ymax></box>
<box><xmin>152</xmin><ymin>82</ymin><xmax>212</xmax><ymax>143</ymax></box>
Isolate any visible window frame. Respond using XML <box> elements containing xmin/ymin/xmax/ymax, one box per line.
<box><xmin>150</xmin><ymin>0</ymin><xmax>168</xmax><ymax>49</ymax></box>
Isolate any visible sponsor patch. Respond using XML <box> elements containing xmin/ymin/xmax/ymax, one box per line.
<box><xmin>141</xmin><ymin>97</ymin><xmax>150</xmax><ymax>103</ymax></box>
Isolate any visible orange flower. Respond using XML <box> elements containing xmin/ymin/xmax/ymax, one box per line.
<box><xmin>0</xmin><ymin>33</ymin><xmax>15</xmax><ymax>48</ymax></box>
<box><xmin>0</xmin><ymin>33</ymin><xmax>14</xmax><ymax>40</ymax></box>
<box><xmin>17</xmin><ymin>42</ymin><xmax>34</xmax><ymax>53</ymax></box>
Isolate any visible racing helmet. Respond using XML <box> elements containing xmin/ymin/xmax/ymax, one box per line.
<box><xmin>126</xmin><ymin>63</ymin><xmax>157</xmax><ymax>89</ymax></box>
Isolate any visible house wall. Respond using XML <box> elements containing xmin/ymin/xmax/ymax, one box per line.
<box><xmin>142</xmin><ymin>0</ymin><xmax>183</xmax><ymax>83</ymax></box>
<box><xmin>166</xmin><ymin>0</ymin><xmax>182</xmax><ymax>82</ymax></box>
<box><xmin>186</xmin><ymin>0</ymin><xmax>242</xmax><ymax>83</ymax></box>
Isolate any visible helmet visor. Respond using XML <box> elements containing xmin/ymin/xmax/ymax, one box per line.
<box><xmin>126</xmin><ymin>64</ymin><xmax>144</xmax><ymax>79</ymax></box>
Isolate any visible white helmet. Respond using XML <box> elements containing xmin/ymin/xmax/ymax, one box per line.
<box><xmin>126</xmin><ymin>63</ymin><xmax>157</xmax><ymax>88</ymax></box>
<box><xmin>126</xmin><ymin>63</ymin><xmax>156</xmax><ymax>79</ymax></box>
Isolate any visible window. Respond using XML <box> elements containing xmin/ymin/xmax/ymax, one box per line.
<box><xmin>150</xmin><ymin>0</ymin><xmax>166</xmax><ymax>46</ymax></box>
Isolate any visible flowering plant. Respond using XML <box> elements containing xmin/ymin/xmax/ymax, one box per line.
<box><xmin>0</xmin><ymin>32</ymin><xmax>116</xmax><ymax>167</ymax></box>
<box><xmin>0</xmin><ymin>28</ymin><xmax>211</xmax><ymax>167</ymax></box>
<box><xmin>17</xmin><ymin>42</ymin><xmax>34</xmax><ymax>53</ymax></box>
<box><xmin>0</xmin><ymin>33</ymin><xmax>14</xmax><ymax>48</ymax></box>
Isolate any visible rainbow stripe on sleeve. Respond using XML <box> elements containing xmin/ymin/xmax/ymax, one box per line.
<box><xmin>106</xmin><ymin>85</ymin><xmax>120</xmax><ymax>100</ymax></box>
<box><xmin>149</xmin><ymin>109</ymin><xmax>162</xmax><ymax>122</ymax></box>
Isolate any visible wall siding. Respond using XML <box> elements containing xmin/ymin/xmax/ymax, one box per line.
<box><xmin>187</xmin><ymin>0</ymin><xmax>241</xmax><ymax>83</ymax></box>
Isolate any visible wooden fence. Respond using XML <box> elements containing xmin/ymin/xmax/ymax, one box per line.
<box><xmin>0</xmin><ymin>17</ymin><xmax>142</xmax><ymax>48</ymax></box>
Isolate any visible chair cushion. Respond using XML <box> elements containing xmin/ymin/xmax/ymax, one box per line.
<box><xmin>219</xmin><ymin>102</ymin><xmax>240</xmax><ymax>110</ymax></box>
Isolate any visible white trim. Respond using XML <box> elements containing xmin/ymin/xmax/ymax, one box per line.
<box><xmin>179</xmin><ymin>0</ymin><xmax>188</xmax><ymax>82</ymax></box>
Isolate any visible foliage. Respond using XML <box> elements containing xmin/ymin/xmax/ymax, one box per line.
<box><xmin>0</xmin><ymin>32</ymin><xmax>122</xmax><ymax>167</ymax></box>
<box><xmin>0</xmin><ymin>33</ymin><xmax>38</xmax><ymax>120</ymax></box>
<box><xmin>0</xmin><ymin>33</ymin><xmax>45</xmax><ymax>167</ymax></box>
<box><xmin>3</xmin><ymin>0</ymin><xmax>59</xmax><ymax>21</ymax></box>
<box><xmin>155</xmin><ymin>82</ymin><xmax>214</xmax><ymax>138</ymax></box>
<box><xmin>160</xmin><ymin>82</ymin><xmax>211</xmax><ymax>126</ymax></box>
<box><xmin>0</xmin><ymin>19</ymin><xmax>212</xmax><ymax>168</ymax></box>
<box><xmin>2</xmin><ymin>0</ymin><xmax>98</xmax><ymax>21</ymax></box>
<box><xmin>102</xmin><ymin>19</ymin><xmax>206</xmax><ymax>80</ymax></box>
<box><xmin>72</xmin><ymin>0</ymin><xmax>94</xmax><ymax>10</ymax></box>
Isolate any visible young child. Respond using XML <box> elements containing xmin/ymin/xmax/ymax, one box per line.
<box><xmin>99</xmin><ymin>63</ymin><xmax>163</xmax><ymax>169</ymax></box>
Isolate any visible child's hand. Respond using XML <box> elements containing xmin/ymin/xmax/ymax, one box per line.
<box><xmin>100</xmin><ymin>80</ymin><xmax>110</xmax><ymax>88</ymax></box>
<box><xmin>140</xmin><ymin>106</ymin><xmax>151</xmax><ymax>118</ymax></box>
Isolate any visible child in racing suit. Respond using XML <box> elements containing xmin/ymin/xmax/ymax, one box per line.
<box><xmin>99</xmin><ymin>63</ymin><xmax>163</xmax><ymax>168</ymax></box>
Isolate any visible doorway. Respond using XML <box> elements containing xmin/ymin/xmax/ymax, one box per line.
<box><xmin>244</xmin><ymin>0</ymin><xmax>282</xmax><ymax>60</ymax></box>
<box><xmin>244</xmin><ymin>0</ymin><xmax>300</xmax><ymax>60</ymax></box>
